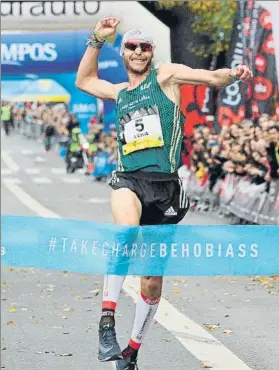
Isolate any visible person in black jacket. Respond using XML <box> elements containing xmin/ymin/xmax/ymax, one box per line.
<box><xmin>267</xmin><ymin>125</ymin><xmax>279</xmax><ymax>180</ymax></box>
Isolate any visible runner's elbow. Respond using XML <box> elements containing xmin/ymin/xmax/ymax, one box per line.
<box><xmin>75</xmin><ymin>76</ymin><xmax>98</xmax><ymax>91</ymax></box>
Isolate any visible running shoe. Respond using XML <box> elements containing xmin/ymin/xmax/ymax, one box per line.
<box><xmin>98</xmin><ymin>317</ymin><xmax>123</xmax><ymax>362</ymax></box>
<box><xmin>115</xmin><ymin>347</ymin><xmax>139</xmax><ymax>370</ymax></box>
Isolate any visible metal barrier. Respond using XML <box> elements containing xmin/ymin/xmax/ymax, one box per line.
<box><xmin>178</xmin><ymin>166</ymin><xmax>279</xmax><ymax>225</ymax></box>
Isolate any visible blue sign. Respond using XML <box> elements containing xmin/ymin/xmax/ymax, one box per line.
<box><xmin>1</xmin><ymin>216</ymin><xmax>279</xmax><ymax>276</ymax></box>
<box><xmin>1</xmin><ymin>30</ymin><xmax>127</xmax><ymax>132</ymax></box>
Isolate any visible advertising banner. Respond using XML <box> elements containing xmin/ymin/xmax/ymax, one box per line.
<box><xmin>1</xmin><ymin>29</ymin><xmax>128</xmax><ymax>132</ymax></box>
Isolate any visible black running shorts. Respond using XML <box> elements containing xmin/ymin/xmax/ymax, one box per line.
<box><xmin>109</xmin><ymin>170</ymin><xmax>189</xmax><ymax>226</ymax></box>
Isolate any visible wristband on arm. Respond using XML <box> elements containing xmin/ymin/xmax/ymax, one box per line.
<box><xmin>86</xmin><ymin>31</ymin><xmax>105</xmax><ymax>49</ymax></box>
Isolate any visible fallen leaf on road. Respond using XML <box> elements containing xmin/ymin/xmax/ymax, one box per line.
<box><xmin>162</xmin><ymin>338</ymin><xmax>174</xmax><ymax>342</ymax></box>
<box><xmin>62</xmin><ymin>316</ymin><xmax>68</xmax><ymax>319</ymax></box>
<box><xmin>173</xmin><ymin>289</ymin><xmax>181</xmax><ymax>294</ymax></box>
<box><xmin>255</xmin><ymin>277</ymin><xmax>269</xmax><ymax>285</ymax></box>
<box><xmin>75</xmin><ymin>296</ymin><xmax>82</xmax><ymax>300</ymax></box>
<box><xmin>88</xmin><ymin>289</ymin><xmax>99</xmax><ymax>296</ymax></box>
<box><xmin>223</xmin><ymin>328</ymin><xmax>233</xmax><ymax>334</ymax></box>
<box><xmin>201</xmin><ymin>361</ymin><xmax>213</xmax><ymax>368</ymax></box>
<box><xmin>1</xmin><ymin>347</ymin><xmax>7</xmax><ymax>351</ymax></box>
<box><xmin>57</xmin><ymin>353</ymin><xmax>73</xmax><ymax>357</ymax></box>
<box><xmin>9</xmin><ymin>305</ymin><xmax>16</xmax><ymax>313</ymax></box>
<box><xmin>1</xmin><ymin>282</ymin><xmax>7</xmax><ymax>287</ymax></box>
<box><xmin>7</xmin><ymin>321</ymin><xmax>14</xmax><ymax>326</ymax></box>
<box><xmin>173</xmin><ymin>278</ymin><xmax>186</xmax><ymax>284</ymax></box>
<box><xmin>204</xmin><ymin>323</ymin><xmax>219</xmax><ymax>331</ymax></box>
<box><xmin>63</xmin><ymin>308</ymin><xmax>74</xmax><ymax>312</ymax></box>
<box><xmin>63</xmin><ymin>332</ymin><xmax>69</xmax><ymax>335</ymax></box>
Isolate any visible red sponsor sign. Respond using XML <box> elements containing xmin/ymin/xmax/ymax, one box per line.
<box><xmin>262</xmin><ymin>34</ymin><xmax>275</xmax><ymax>55</ymax></box>
<box><xmin>251</xmin><ymin>101</ymin><xmax>260</xmax><ymax>119</ymax></box>
<box><xmin>259</xmin><ymin>10</ymin><xmax>272</xmax><ymax>31</ymax></box>
<box><xmin>217</xmin><ymin>105</ymin><xmax>246</xmax><ymax>127</ymax></box>
<box><xmin>253</xmin><ymin>76</ymin><xmax>273</xmax><ymax>100</ymax></box>
<box><xmin>244</xmin><ymin>17</ymin><xmax>251</xmax><ymax>37</ymax></box>
<box><xmin>180</xmin><ymin>85</ymin><xmax>206</xmax><ymax>136</ymax></box>
<box><xmin>255</xmin><ymin>53</ymin><xmax>267</xmax><ymax>73</ymax></box>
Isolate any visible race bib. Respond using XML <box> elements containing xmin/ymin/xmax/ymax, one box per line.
<box><xmin>119</xmin><ymin>105</ymin><xmax>164</xmax><ymax>155</ymax></box>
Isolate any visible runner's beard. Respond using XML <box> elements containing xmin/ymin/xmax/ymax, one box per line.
<box><xmin>124</xmin><ymin>57</ymin><xmax>152</xmax><ymax>75</ymax></box>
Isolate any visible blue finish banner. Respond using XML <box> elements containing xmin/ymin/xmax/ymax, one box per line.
<box><xmin>1</xmin><ymin>216</ymin><xmax>279</xmax><ymax>276</ymax></box>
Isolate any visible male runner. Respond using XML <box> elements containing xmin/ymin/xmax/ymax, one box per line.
<box><xmin>76</xmin><ymin>17</ymin><xmax>252</xmax><ymax>370</ymax></box>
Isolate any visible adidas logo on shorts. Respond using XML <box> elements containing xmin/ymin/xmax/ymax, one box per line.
<box><xmin>164</xmin><ymin>206</ymin><xmax>177</xmax><ymax>216</ymax></box>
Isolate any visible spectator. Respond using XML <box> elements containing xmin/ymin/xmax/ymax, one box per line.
<box><xmin>187</xmin><ymin>114</ymin><xmax>279</xmax><ymax>189</ymax></box>
<box><xmin>267</xmin><ymin>125</ymin><xmax>279</xmax><ymax>180</ymax></box>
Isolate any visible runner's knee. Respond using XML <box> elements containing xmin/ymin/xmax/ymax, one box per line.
<box><xmin>141</xmin><ymin>276</ymin><xmax>163</xmax><ymax>299</ymax></box>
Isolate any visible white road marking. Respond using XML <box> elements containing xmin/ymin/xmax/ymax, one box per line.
<box><xmin>32</xmin><ymin>177</ymin><xmax>52</xmax><ymax>184</ymax></box>
<box><xmin>1</xmin><ymin>169</ymin><xmax>13</xmax><ymax>175</ymax></box>
<box><xmin>25</xmin><ymin>168</ymin><xmax>41</xmax><ymax>175</ymax></box>
<box><xmin>77</xmin><ymin>169</ymin><xmax>86</xmax><ymax>174</ymax></box>
<box><xmin>21</xmin><ymin>149</ymin><xmax>34</xmax><ymax>155</ymax></box>
<box><xmin>51</xmin><ymin>168</ymin><xmax>66</xmax><ymax>175</ymax></box>
<box><xmin>2</xmin><ymin>181</ymin><xmax>58</xmax><ymax>218</ymax></box>
<box><xmin>1</xmin><ymin>150</ymin><xmax>20</xmax><ymax>172</ymax></box>
<box><xmin>89</xmin><ymin>198</ymin><xmax>110</xmax><ymax>204</ymax></box>
<box><xmin>35</xmin><ymin>156</ymin><xmax>46</xmax><ymax>163</ymax></box>
<box><xmin>62</xmin><ymin>177</ymin><xmax>83</xmax><ymax>184</ymax></box>
<box><xmin>3</xmin><ymin>184</ymin><xmax>253</xmax><ymax>370</ymax></box>
<box><xmin>1</xmin><ymin>177</ymin><xmax>21</xmax><ymax>184</ymax></box>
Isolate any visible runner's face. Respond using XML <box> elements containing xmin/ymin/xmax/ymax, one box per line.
<box><xmin>123</xmin><ymin>40</ymin><xmax>153</xmax><ymax>74</ymax></box>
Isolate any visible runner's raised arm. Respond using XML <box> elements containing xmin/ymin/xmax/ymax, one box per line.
<box><xmin>75</xmin><ymin>17</ymin><xmax>127</xmax><ymax>101</ymax></box>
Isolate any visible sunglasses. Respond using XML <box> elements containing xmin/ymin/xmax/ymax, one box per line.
<box><xmin>124</xmin><ymin>42</ymin><xmax>153</xmax><ymax>52</ymax></box>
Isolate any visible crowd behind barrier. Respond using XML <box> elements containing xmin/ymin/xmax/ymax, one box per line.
<box><xmin>2</xmin><ymin>101</ymin><xmax>279</xmax><ymax>224</ymax></box>
<box><xmin>180</xmin><ymin>115</ymin><xmax>279</xmax><ymax>225</ymax></box>
<box><xmin>1</xmin><ymin>101</ymin><xmax>118</xmax><ymax>178</ymax></box>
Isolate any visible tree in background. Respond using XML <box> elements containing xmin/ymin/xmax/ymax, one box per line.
<box><xmin>157</xmin><ymin>0</ymin><xmax>237</xmax><ymax>58</ymax></box>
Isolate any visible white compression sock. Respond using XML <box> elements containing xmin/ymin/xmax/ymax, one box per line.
<box><xmin>129</xmin><ymin>292</ymin><xmax>160</xmax><ymax>350</ymax></box>
<box><xmin>102</xmin><ymin>275</ymin><xmax>126</xmax><ymax>312</ymax></box>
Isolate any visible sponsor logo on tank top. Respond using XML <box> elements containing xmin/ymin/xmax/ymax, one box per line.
<box><xmin>140</xmin><ymin>81</ymin><xmax>152</xmax><ymax>91</ymax></box>
<box><xmin>119</xmin><ymin>95</ymin><xmax>150</xmax><ymax>111</ymax></box>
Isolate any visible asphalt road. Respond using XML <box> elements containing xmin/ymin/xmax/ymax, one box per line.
<box><xmin>1</xmin><ymin>132</ymin><xmax>279</xmax><ymax>370</ymax></box>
